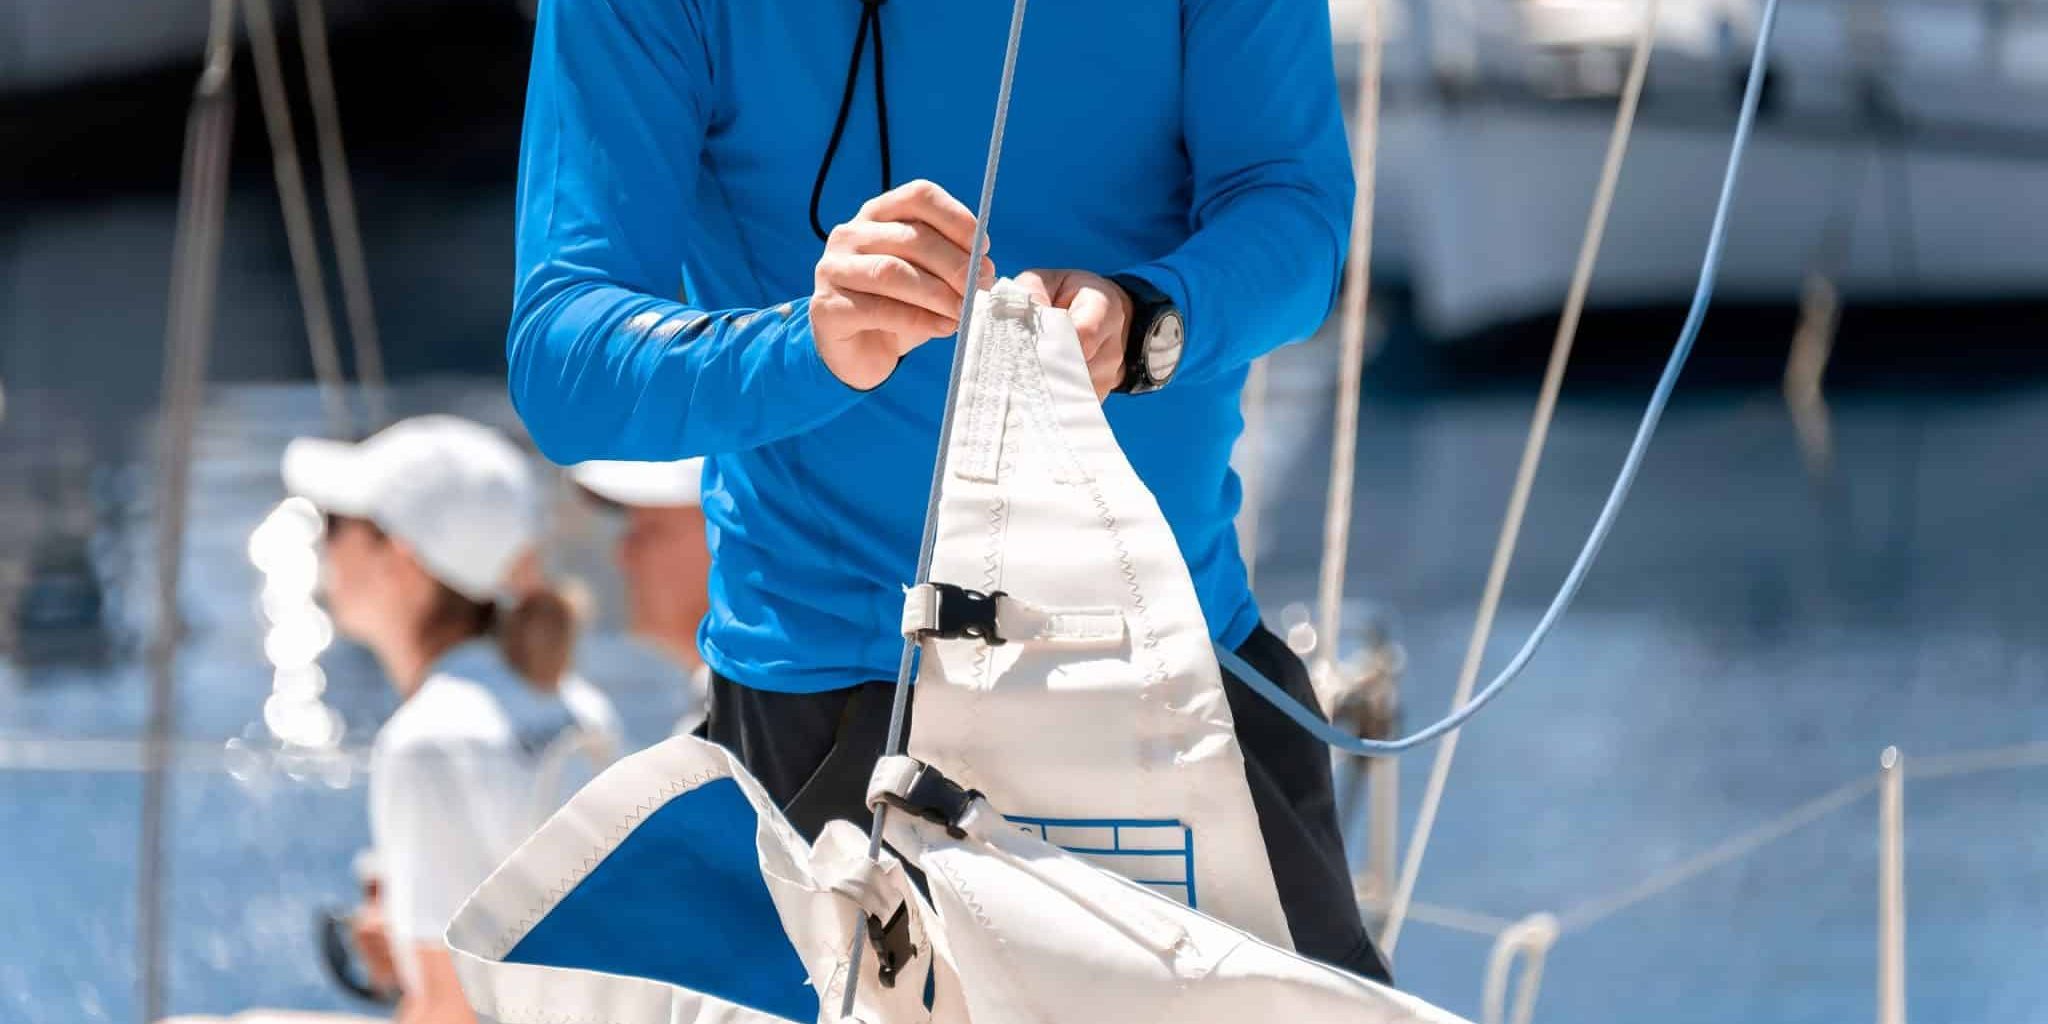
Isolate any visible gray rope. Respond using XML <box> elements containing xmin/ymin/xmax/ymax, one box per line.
<box><xmin>1313</xmin><ymin>0</ymin><xmax>1386</xmax><ymax>678</ymax></box>
<box><xmin>1380</xmin><ymin>0</ymin><xmax>1663</xmax><ymax>957</ymax></box>
<box><xmin>1217</xmin><ymin>0</ymin><xmax>1786</xmax><ymax>758</ymax></box>
<box><xmin>294</xmin><ymin>0</ymin><xmax>390</xmax><ymax>427</ymax></box>
<box><xmin>1553</xmin><ymin>772</ymin><xmax>1878</xmax><ymax>934</ymax></box>
<box><xmin>241</xmin><ymin>0</ymin><xmax>354</xmax><ymax>437</ymax></box>
<box><xmin>140</xmin><ymin>2</ymin><xmax>237</xmax><ymax>1016</ymax></box>
<box><xmin>840</xmin><ymin>0</ymin><xmax>1029</xmax><ymax>1015</ymax></box>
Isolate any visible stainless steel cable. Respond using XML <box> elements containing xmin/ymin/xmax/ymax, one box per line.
<box><xmin>839</xmin><ymin>1</ymin><xmax>1030</xmax><ymax>1015</ymax></box>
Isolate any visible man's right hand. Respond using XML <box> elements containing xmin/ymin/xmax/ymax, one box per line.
<box><xmin>812</xmin><ymin>179</ymin><xmax>996</xmax><ymax>390</ymax></box>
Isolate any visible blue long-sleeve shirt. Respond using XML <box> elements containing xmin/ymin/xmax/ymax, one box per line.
<box><xmin>513</xmin><ymin>0</ymin><xmax>1354</xmax><ymax>692</ymax></box>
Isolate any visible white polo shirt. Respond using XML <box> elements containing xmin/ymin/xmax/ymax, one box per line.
<box><xmin>368</xmin><ymin>640</ymin><xmax>621</xmax><ymax>983</ymax></box>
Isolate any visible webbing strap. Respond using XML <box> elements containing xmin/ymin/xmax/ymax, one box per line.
<box><xmin>901</xmin><ymin>582</ymin><xmax>1125</xmax><ymax>647</ymax></box>
<box><xmin>867</xmin><ymin>755</ymin><xmax>987</xmax><ymax>840</ymax></box>
<box><xmin>812</xmin><ymin>835</ymin><xmax>920</xmax><ymax>989</ymax></box>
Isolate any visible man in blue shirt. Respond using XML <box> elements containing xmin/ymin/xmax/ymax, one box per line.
<box><xmin>510</xmin><ymin>0</ymin><xmax>1384</xmax><ymax>980</ymax></box>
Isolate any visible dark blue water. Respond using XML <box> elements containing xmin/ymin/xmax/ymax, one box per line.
<box><xmin>1248</xmin><ymin>349</ymin><xmax>2048</xmax><ymax>1023</ymax></box>
<box><xmin>2</xmin><ymin>194</ymin><xmax>2043</xmax><ymax>1023</ymax></box>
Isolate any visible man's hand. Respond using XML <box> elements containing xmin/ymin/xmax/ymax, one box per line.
<box><xmin>1014</xmin><ymin>270</ymin><xmax>1132</xmax><ymax>400</ymax></box>
<box><xmin>813</xmin><ymin>180</ymin><xmax>996</xmax><ymax>390</ymax></box>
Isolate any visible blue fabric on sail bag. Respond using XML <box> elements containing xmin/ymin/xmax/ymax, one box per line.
<box><xmin>502</xmin><ymin>777</ymin><xmax>818</xmax><ymax>1022</ymax></box>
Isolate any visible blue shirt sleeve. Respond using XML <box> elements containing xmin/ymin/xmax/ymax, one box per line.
<box><xmin>508</xmin><ymin>0</ymin><xmax>864</xmax><ymax>464</ymax></box>
<box><xmin>1117</xmin><ymin>0</ymin><xmax>1356</xmax><ymax>386</ymax></box>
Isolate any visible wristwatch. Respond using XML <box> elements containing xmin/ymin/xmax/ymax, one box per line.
<box><xmin>1109</xmin><ymin>273</ymin><xmax>1184</xmax><ymax>395</ymax></box>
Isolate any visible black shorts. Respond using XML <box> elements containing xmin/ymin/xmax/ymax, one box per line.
<box><xmin>701</xmin><ymin>624</ymin><xmax>1392</xmax><ymax>983</ymax></box>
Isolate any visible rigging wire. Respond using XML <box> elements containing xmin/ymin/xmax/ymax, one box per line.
<box><xmin>839</xmin><ymin>1</ymin><xmax>1030</xmax><ymax>1016</ymax></box>
<box><xmin>293</xmin><ymin>0</ymin><xmax>389</xmax><ymax>427</ymax></box>
<box><xmin>242</xmin><ymin>0</ymin><xmax>354</xmax><ymax>438</ymax></box>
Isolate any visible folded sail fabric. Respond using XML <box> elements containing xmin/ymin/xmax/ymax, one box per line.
<box><xmin>445</xmin><ymin>736</ymin><xmax>948</xmax><ymax>1023</ymax></box>
<box><xmin>446</xmin><ymin>735</ymin><xmax>1466</xmax><ymax>1024</ymax></box>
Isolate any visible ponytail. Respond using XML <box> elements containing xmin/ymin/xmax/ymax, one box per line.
<box><xmin>494</xmin><ymin>585</ymin><xmax>577</xmax><ymax>691</ymax></box>
<box><xmin>421</xmin><ymin>578</ymin><xmax>579</xmax><ymax>692</ymax></box>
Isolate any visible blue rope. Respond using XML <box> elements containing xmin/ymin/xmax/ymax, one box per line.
<box><xmin>1224</xmin><ymin>0</ymin><xmax>1783</xmax><ymax>757</ymax></box>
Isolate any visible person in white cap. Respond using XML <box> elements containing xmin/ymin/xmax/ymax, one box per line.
<box><xmin>569</xmin><ymin>458</ymin><xmax>714</xmax><ymax>734</ymax></box>
<box><xmin>275</xmin><ymin>415</ymin><xmax>618</xmax><ymax>1024</ymax></box>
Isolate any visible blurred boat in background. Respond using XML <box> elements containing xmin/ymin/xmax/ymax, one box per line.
<box><xmin>1346</xmin><ymin>0</ymin><xmax>2048</xmax><ymax>336</ymax></box>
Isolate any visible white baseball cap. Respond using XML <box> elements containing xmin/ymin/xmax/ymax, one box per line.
<box><xmin>282</xmin><ymin>415</ymin><xmax>540</xmax><ymax>603</ymax></box>
<box><xmin>570</xmin><ymin>458</ymin><xmax>705</xmax><ymax>509</ymax></box>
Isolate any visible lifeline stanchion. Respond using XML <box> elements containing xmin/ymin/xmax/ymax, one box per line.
<box><xmin>1212</xmin><ymin>0</ymin><xmax>1785</xmax><ymax>759</ymax></box>
<box><xmin>1878</xmin><ymin>746</ymin><xmax>1906</xmax><ymax>1024</ymax></box>
<box><xmin>839</xmin><ymin>0</ymin><xmax>1030</xmax><ymax>1016</ymax></box>
<box><xmin>1377</xmin><ymin>743</ymin><xmax>2031</xmax><ymax>1020</ymax></box>
<box><xmin>1480</xmin><ymin>913</ymin><xmax>1560</xmax><ymax>1024</ymax></box>
<box><xmin>1534</xmin><ymin>741</ymin><xmax>2030</xmax><ymax>937</ymax></box>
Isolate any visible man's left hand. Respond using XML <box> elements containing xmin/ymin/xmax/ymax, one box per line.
<box><xmin>1014</xmin><ymin>270</ymin><xmax>1130</xmax><ymax>400</ymax></box>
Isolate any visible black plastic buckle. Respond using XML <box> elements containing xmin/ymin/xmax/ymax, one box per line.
<box><xmin>880</xmin><ymin>761</ymin><xmax>983</xmax><ymax>840</ymax></box>
<box><xmin>865</xmin><ymin>903</ymin><xmax>914</xmax><ymax>988</ymax></box>
<box><xmin>927</xmin><ymin>582</ymin><xmax>1007</xmax><ymax>646</ymax></box>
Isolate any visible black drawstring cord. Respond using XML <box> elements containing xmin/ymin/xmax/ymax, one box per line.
<box><xmin>869</xmin><ymin>0</ymin><xmax>893</xmax><ymax>197</ymax></box>
<box><xmin>810</xmin><ymin>0</ymin><xmax>894</xmax><ymax>243</ymax></box>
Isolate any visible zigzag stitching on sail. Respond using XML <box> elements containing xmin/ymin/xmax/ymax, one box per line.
<box><xmin>489</xmin><ymin>768</ymin><xmax>724</xmax><ymax>958</ymax></box>
<box><xmin>955</xmin><ymin>302</ymin><xmax>1011</xmax><ymax>482</ymax></box>
<box><xmin>817</xmin><ymin>956</ymin><xmax>852</xmax><ymax>1017</ymax></box>
<box><xmin>958</xmin><ymin>315</ymin><xmax>1029</xmax><ymax>786</ymax></box>
<box><xmin>995</xmin><ymin>306</ymin><xmax>1156</xmax><ymax>673</ymax></box>
<box><xmin>961</xmin><ymin>428</ymin><xmax>1011</xmax><ymax>785</ymax></box>
<box><xmin>1089</xmin><ymin>486</ymin><xmax>1161</xmax><ymax>679</ymax></box>
<box><xmin>931</xmin><ymin>854</ymin><xmax>998</xmax><ymax>941</ymax></box>
<box><xmin>1010</xmin><ymin>307</ymin><xmax>1088</xmax><ymax>483</ymax></box>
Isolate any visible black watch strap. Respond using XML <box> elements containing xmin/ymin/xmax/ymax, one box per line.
<box><xmin>1109</xmin><ymin>273</ymin><xmax>1178</xmax><ymax>394</ymax></box>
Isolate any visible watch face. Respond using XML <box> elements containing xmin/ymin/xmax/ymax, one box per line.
<box><xmin>1144</xmin><ymin>312</ymin><xmax>1184</xmax><ymax>384</ymax></box>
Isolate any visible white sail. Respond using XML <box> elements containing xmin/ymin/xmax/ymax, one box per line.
<box><xmin>445</xmin><ymin>287</ymin><xmax>1465</xmax><ymax>1023</ymax></box>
